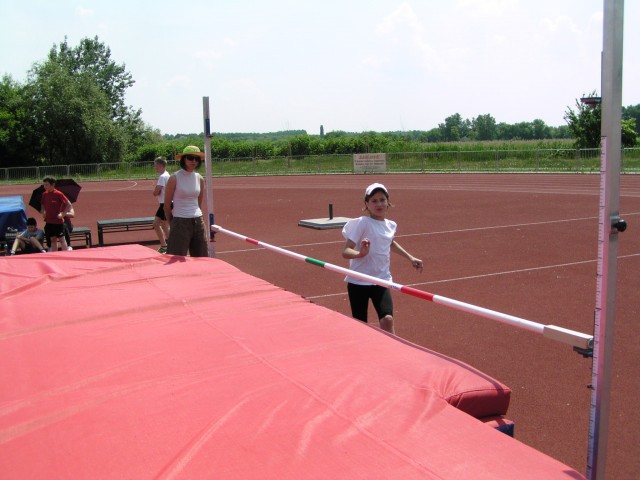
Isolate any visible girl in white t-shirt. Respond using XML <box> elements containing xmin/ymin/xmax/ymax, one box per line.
<box><xmin>342</xmin><ymin>183</ymin><xmax>423</xmax><ymax>334</ymax></box>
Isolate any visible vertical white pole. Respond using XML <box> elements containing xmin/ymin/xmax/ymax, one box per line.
<box><xmin>202</xmin><ymin>97</ymin><xmax>215</xmax><ymax>258</ymax></box>
<box><xmin>587</xmin><ymin>0</ymin><xmax>624</xmax><ymax>478</ymax></box>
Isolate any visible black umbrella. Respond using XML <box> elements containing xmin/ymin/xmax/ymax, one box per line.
<box><xmin>29</xmin><ymin>179</ymin><xmax>82</xmax><ymax>212</ymax></box>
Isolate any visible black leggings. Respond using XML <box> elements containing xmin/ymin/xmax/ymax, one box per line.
<box><xmin>347</xmin><ymin>283</ymin><xmax>393</xmax><ymax>323</ymax></box>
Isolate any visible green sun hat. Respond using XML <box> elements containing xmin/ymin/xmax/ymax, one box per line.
<box><xmin>176</xmin><ymin>145</ymin><xmax>205</xmax><ymax>160</ymax></box>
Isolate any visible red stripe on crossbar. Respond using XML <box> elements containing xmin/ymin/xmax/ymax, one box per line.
<box><xmin>400</xmin><ymin>286</ymin><xmax>435</xmax><ymax>302</ymax></box>
<box><xmin>246</xmin><ymin>238</ymin><xmax>260</xmax><ymax>246</ymax></box>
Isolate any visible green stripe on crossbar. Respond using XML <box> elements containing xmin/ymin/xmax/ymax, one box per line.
<box><xmin>305</xmin><ymin>257</ymin><xmax>325</xmax><ymax>267</ymax></box>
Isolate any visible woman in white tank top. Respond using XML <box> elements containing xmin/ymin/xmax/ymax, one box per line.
<box><xmin>164</xmin><ymin>146</ymin><xmax>209</xmax><ymax>257</ymax></box>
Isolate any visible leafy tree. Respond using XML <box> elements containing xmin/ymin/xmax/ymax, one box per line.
<box><xmin>495</xmin><ymin>122</ymin><xmax>517</xmax><ymax>140</ymax></box>
<box><xmin>438</xmin><ymin>113</ymin><xmax>471</xmax><ymax>142</ymax></box>
<box><xmin>549</xmin><ymin>125</ymin><xmax>572</xmax><ymax>139</ymax></box>
<box><xmin>564</xmin><ymin>92</ymin><xmax>602</xmax><ymax>148</ymax></box>
<box><xmin>49</xmin><ymin>36</ymin><xmax>135</xmax><ymax>122</ymax></box>
<box><xmin>0</xmin><ymin>75</ymin><xmax>39</xmax><ymax>167</ymax></box>
<box><xmin>531</xmin><ymin>119</ymin><xmax>551</xmax><ymax>139</ymax></box>
<box><xmin>472</xmin><ymin>114</ymin><xmax>496</xmax><ymax>141</ymax></box>
<box><xmin>22</xmin><ymin>36</ymin><xmax>145</xmax><ymax>165</ymax></box>
<box><xmin>289</xmin><ymin>134</ymin><xmax>311</xmax><ymax>156</ymax></box>
<box><xmin>423</xmin><ymin>127</ymin><xmax>443</xmax><ymax>143</ymax></box>
<box><xmin>565</xmin><ymin>92</ymin><xmax>638</xmax><ymax>148</ymax></box>
<box><xmin>324</xmin><ymin>130</ymin><xmax>349</xmax><ymax>139</ymax></box>
<box><xmin>514</xmin><ymin>122</ymin><xmax>536</xmax><ymax>140</ymax></box>
<box><xmin>308</xmin><ymin>137</ymin><xmax>326</xmax><ymax>155</ymax></box>
<box><xmin>622</xmin><ymin>104</ymin><xmax>640</xmax><ymax>131</ymax></box>
<box><xmin>212</xmin><ymin>139</ymin><xmax>233</xmax><ymax>159</ymax></box>
<box><xmin>26</xmin><ymin>57</ymin><xmax>125</xmax><ymax>164</ymax></box>
<box><xmin>621</xmin><ymin>118</ymin><xmax>637</xmax><ymax>147</ymax></box>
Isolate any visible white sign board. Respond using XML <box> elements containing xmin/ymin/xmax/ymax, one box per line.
<box><xmin>353</xmin><ymin>153</ymin><xmax>387</xmax><ymax>173</ymax></box>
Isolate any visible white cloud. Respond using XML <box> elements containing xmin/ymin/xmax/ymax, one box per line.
<box><xmin>165</xmin><ymin>75</ymin><xmax>192</xmax><ymax>89</ymax></box>
<box><xmin>376</xmin><ymin>2</ymin><xmax>422</xmax><ymax>36</ymax></box>
<box><xmin>194</xmin><ymin>50</ymin><xmax>223</xmax><ymax>61</ymax></box>
<box><xmin>455</xmin><ymin>0</ymin><xmax>516</xmax><ymax>16</ymax></box>
<box><xmin>541</xmin><ymin>15</ymin><xmax>580</xmax><ymax>34</ymax></box>
<box><xmin>232</xmin><ymin>78</ymin><xmax>257</xmax><ymax>90</ymax></box>
<box><xmin>193</xmin><ymin>49</ymin><xmax>224</xmax><ymax>70</ymax></box>
<box><xmin>375</xmin><ymin>3</ymin><xmax>446</xmax><ymax>73</ymax></box>
<box><xmin>360</xmin><ymin>55</ymin><xmax>388</xmax><ymax>69</ymax></box>
<box><xmin>75</xmin><ymin>6</ymin><xmax>94</xmax><ymax>17</ymax></box>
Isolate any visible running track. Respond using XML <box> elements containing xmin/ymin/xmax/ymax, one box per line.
<box><xmin>3</xmin><ymin>173</ymin><xmax>639</xmax><ymax>477</ymax></box>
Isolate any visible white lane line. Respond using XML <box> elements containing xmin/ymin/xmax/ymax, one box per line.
<box><xmin>216</xmin><ymin>211</ymin><xmax>640</xmax><ymax>253</ymax></box>
<box><xmin>112</xmin><ymin>181</ymin><xmax>140</xmax><ymax>191</ymax></box>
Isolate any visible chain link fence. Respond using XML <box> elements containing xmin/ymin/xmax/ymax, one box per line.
<box><xmin>1</xmin><ymin>148</ymin><xmax>639</xmax><ymax>183</ymax></box>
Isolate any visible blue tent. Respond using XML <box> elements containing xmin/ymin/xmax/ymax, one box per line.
<box><xmin>0</xmin><ymin>196</ymin><xmax>27</xmax><ymax>242</ymax></box>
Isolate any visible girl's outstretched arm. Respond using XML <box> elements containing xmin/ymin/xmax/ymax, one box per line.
<box><xmin>391</xmin><ymin>240</ymin><xmax>423</xmax><ymax>272</ymax></box>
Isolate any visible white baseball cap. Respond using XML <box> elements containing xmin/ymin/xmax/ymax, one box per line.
<box><xmin>365</xmin><ymin>183</ymin><xmax>388</xmax><ymax>198</ymax></box>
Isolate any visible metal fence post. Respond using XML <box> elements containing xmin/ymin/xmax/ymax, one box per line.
<box><xmin>575</xmin><ymin>149</ymin><xmax>580</xmax><ymax>173</ymax></box>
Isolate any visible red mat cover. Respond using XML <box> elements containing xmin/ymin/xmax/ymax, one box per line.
<box><xmin>0</xmin><ymin>246</ymin><xmax>584</xmax><ymax>479</ymax></box>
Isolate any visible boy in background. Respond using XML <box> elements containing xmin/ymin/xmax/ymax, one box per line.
<box><xmin>41</xmin><ymin>177</ymin><xmax>71</xmax><ymax>252</ymax></box>
<box><xmin>152</xmin><ymin>157</ymin><xmax>170</xmax><ymax>253</ymax></box>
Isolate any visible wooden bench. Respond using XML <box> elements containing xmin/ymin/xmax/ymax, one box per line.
<box><xmin>68</xmin><ymin>227</ymin><xmax>92</xmax><ymax>248</ymax></box>
<box><xmin>97</xmin><ymin>217</ymin><xmax>155</xmax><ymax>246</ymax></box>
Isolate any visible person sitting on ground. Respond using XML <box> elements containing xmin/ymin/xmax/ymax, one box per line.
<box><xmin>10</xmin><ymin>217</ymin><xmax>47</xmax><ymax>255</ymax></box>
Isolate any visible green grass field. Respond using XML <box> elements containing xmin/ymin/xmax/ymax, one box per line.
<box><xmin>2</xmin><ymin>147</ymin><xmax>639</xmax><ymax>184</ymax></box>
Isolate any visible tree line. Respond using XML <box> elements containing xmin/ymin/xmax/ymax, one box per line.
<box><xmin>1</xmin><ymin>37</ymin><xmax>638</xmax><ymax>168</ymax></box>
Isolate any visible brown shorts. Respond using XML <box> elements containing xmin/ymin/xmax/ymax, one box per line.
<box><xmin>166</xmin><ymin>216</ymin><xmax>208</xmax><ymax>257</ymax></box>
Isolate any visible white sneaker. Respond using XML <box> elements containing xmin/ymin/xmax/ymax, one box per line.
<box><xmin>66</xmin><ymin>246</ymin><xmax>73</xmax><ymax>251</ymax></box>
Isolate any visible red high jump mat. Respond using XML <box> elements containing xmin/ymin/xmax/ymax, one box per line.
<box><xmin>0</xmin><ymin>246</ymin><xmax>584</xmax><ymax>479</ymax></box>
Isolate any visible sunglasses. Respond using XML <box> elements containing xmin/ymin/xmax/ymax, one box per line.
<box><xmin>183</xmin><ymin>155</ymin><xmax>200</xmax><ymax>161</ymax></box>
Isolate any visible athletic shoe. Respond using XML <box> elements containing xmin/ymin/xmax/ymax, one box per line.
<box><xmin>66</xmin><ymin>246</ymin><xmax>73</xmax><ymax>251</ymax></box>
<box><xmin>158</xmin><ymin>246</ymin><xmax>168</xmax><ymax>254</ymax></box>
<box><xmin>9</xmin><ymin>250</ymin><xmax>15</xmax><ymax>256</ymax></box>
<box><xmin>40</xmin><ymin>250</ymin><xmax>47</xmax><ymax>253</ymax></box>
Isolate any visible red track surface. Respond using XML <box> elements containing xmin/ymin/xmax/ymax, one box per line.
<box><xmin>3</xmin><ymin>173</ymin><xmax>639</xmax><ymax>477</ymax></box>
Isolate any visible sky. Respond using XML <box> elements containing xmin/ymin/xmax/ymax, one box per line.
<box><xmin>1</xmin><ymin>0</ymin><xmax>638</xmax><ymax>136</ymax></box>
